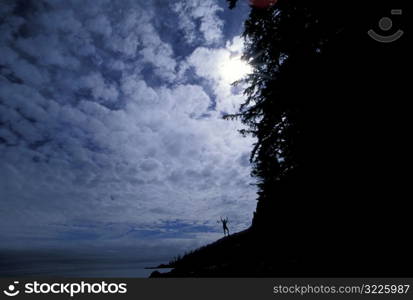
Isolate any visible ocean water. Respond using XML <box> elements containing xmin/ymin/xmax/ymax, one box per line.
<box><xmin>0</xmin><ymin>261</ymin><xmax>173</xmax><ymax>278</ymax></box>
<box><xmin>0</xmin><ymin>251</ymin><xmax>173</xmax><ymax>277</ymax></box>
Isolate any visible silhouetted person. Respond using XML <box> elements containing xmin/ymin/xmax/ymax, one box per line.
<box><xmin>219</xmin><ymin>217</ymin><xmax>230</xmax><ymax>236</ymax></box>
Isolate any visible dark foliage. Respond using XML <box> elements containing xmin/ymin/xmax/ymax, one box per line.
<box><xmin>228</xmin><ymin>0</ymin><xmax>409</xmax><ymax>274</ymax></box>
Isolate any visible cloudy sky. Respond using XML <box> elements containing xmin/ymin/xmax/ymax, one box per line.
<box><xmin>0</xmin><ymin>0</ymin><xmax>257</xmax><ymax>265</ymax></box>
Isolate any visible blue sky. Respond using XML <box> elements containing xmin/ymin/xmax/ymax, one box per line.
<box><xmin>0</xmin><ymin>0</ymin><xmax>257</xmax><ymax>263</ymax></box>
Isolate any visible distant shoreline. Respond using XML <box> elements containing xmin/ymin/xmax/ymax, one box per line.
<box><xmin>144</xmin><ymin>264</ymin><xmax>173</xmax><ymax>270</ymax></box>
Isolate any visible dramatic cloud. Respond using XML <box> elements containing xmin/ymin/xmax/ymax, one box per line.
<box><xmin>171</xmin><ymin>0</ymin><xmax>224</xmax><ymax>45</ymax></box>
<box><xmin>0</xmin><ymin>0</ymin><xmax>255</xmax><ymax>261</ymax></box>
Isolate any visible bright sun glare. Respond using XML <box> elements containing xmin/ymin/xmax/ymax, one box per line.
<box><xmin>220</xmin><ymin>55</ymin><xmax>252</xmax><ymax>83</ymax></box>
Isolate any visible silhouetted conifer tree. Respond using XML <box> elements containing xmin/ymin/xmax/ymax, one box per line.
<box><xmin>223</xmin><ymin>0</ymin><xmax>411</xmax><ymax>274</ymax></box>
<box><xmin>225</xmin><ymin>1</ymin><xmax>340</xmax><ymax>231</ymax></box>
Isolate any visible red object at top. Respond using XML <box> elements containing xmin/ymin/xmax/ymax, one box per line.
<box><xmin>249</xmin><ymin>0</ymin><xmax>278</xmax><ymax>8</ymax></box>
